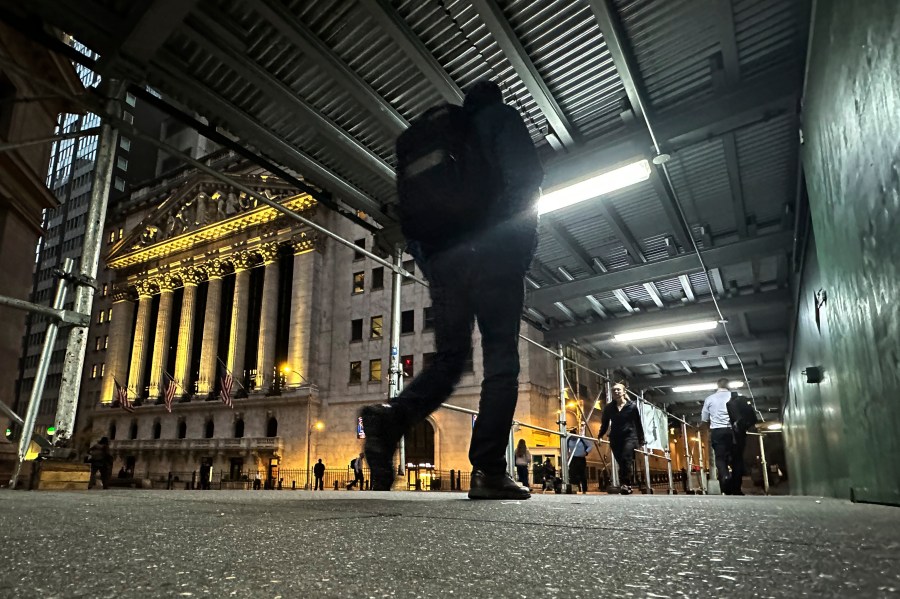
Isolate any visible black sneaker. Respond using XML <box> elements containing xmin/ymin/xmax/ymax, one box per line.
<box><xmin>468</xmin><ymin>470</ymin><xmax>531</xmax><ymax>500</ymax></box>
<box><xmin>619</xmin><ymin>485</ymin><xmax>633</xmax><ymax>495</ymax></box>
<box><xmin>360</xmin><ymin>404</ymin><xmax>404</xmax><ymax>491</ymax></box>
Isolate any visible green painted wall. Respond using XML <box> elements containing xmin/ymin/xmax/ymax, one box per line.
<box><xmin>786</xmin><ymin>0</ymin><xmax>900</xmax><ymax>505</ymax></box>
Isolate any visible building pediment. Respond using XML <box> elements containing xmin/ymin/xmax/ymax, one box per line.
<box><xmin>107</xmin><ymin>174</ymin><xmax>313</xmax><ymax>269</ymax></box>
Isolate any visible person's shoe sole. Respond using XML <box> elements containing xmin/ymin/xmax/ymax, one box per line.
<box><xmin>468</xmin><ymin>488</ymin><xmax>531</xmax><ymax>500</ymax></box>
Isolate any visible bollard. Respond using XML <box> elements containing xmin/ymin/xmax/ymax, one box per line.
<box><xmin>456</xmin><ymin>470</ymin><xmax>461</xmax><ymax>490</ymax></box>
<box><xmin>167</xmin><ymin>472</ymin><xmax>173</xmax><ymax>491</ymax></box>
<box><xmin>450</xmin><ymin>469</ymin><xmax>455</xmax><ymax>491</ymax></box>
<box><xmin>292</xmin><ymin>480</ymin><xmax>296</xmax><ymax>490</ymax></box>
<box><xmin>333</xmin><ymin>480</ymin><xmax>339</xmax><ymax>491</ymax></box>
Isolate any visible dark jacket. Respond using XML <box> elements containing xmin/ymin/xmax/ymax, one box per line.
<box><xmin>89</xmin><ymin>443</ymin><xmax>113</xmax><ymax>468</ymax></box>
<box><xmin>598</xmin><ymin>400</ymin><xmax>646</xmax><ymax>445</ymax></box>
<box><xmin>313</xmin><ymin>462</ymin><xmax>325</xmax><ymax>478</ymax></box>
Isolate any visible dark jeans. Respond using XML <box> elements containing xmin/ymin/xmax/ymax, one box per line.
<box><xmin>314</xmin><ymin>476</ymin><xmax>324</xmax><ymax>490</ymax></box>
<box><xmin>710</xmin><ymin>428</ymin><xmax>737</xmax><ymax>493</ymax></box>
<box><xmin>731</xmin><ymin>431</ymin><xmax>746</xmax><ymax>494</ymax></box>
<box><xmin>391</xmin><ymin>240</ymin><xmax>529</xmax><ymax>475</ymax></box>
<box><xmin>611</xmin><ymin>436</ymin><xmax>639</xmax><ymax>486</ymax></box>
<box><xmin>347</xmin><ymin>471</ymin><xmax>364</xmax><ymax>489</ymax></box>
<box><xmin>570</xmin><ymin>456</ymin><xmax>588</xmax><ymax>493</ymax></box>
<box><xmin>516</xmin><ymin>465</ymin><xmax>529</xmax><ymax>487</ymax></box>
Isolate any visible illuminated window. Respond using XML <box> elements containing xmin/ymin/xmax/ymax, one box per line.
<box><xmin>401</xmin><ymin>355</ymin><xmax>414</xmax><ymax>378</ymax></box>
<box><xmin>352</xmin><ymin>272</ymin><xmax>364</xmax><ymax>294</ymax></box>
<box><xmin>371</xmin><ymin>267</ymin><xmax>384</xmax><ymax>290</ymax></box>
<box><xmin>350</xmin><ymin>319</ymin><xmax>363</xmax><ymax>342</ymax></box>
<box><xmin>119</xmin><ymin>137</ymin><xmax>131</xmax><ymax>151</ymax></box>
<box><xmin>102</xmin><ymin>283</ymin><xmax>108</xmax><ymax>297</ymax></box>
<box><xmin>100</xmin><ymin>363</ymin><xmax>105</xmax><ymax>377</ymax></box>
<box><xmin>114</xmin><ymin>177</ymin><xmax>125</xmax><ymax>191</ymax></box>
<box><xmin>108</xmin><ymin>231</ymin><xmax>116</xmax><ymax>244</ymax></box>
<box><xmin>95</xmin><ymin>337</ymin><xmax>102</xmax><ymax>351</ymax></box>
<box><xmin>353</xmin><ymin>238</ymin><xmax>365</xmax><ymax>261</ymax></box>
<box><xmin>107</xmin><ymin>308</ymin><xmax>112</xmax><ymax>321</ymax></box>
<box><xmin>116</xmin><ymin>156</ymin><xmax>128</xmax><ymax>171</ymax></box>
<box><xmin>349</xmin><ymin>361</ymin><xmax>361</xmax><ymax>385</ymax></box>
<box><xmin>424</xmin><ymin>307</ymin><xmax>434</xmax><ymax>331</ymax></box>
<box><xmin>104</xmin><ymin>336</ymin><xmax>108</xmax><ymax>350</ymax></box>
<box><xmin>125</xmin><ymin>92</ymin><xmax>136</xmax><ymax>107</ymax></box>
<box><xmin>369</xmin><ymin>359</ymin><xmax>382</xmax><ymax>383</ymax></box>
<box><xmin>91</xmin><ymin>364</ymin><xmax>98</xmax><ymax>379</ymax></box>
<box><xmin>118</xmin><ymin>228</ymin><xmax>123</xmax><ymax>239</ymax></box>
<box><xmin>98</xmin><ymin>311</ymin><xmax>105</xmax><ymax>324</ymax></box>
<box><xmin>401</xmin><ymin>310</ymin><xmax>414</xmax><ymax>334</ymax></box>
<box><xmin>370</xmin><ymin>315</ymin><xmax>383</xmax><ymax>339</ymax></box>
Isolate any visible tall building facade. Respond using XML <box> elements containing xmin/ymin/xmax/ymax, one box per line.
<box><xmin>0</xmin><ymin>25</ymin><xmax>81</xmax><ymax>449</ymax></box>
<box><xmin>84</xmin><ymin>163</ymin><xmax>603</xmax><ymax>487</ymax></box>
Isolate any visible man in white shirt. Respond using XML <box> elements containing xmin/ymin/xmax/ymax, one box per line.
<box><xmin>701</xmin><ymin>379</ymin><xmax>737</xmax><ymax>495</ymax></box>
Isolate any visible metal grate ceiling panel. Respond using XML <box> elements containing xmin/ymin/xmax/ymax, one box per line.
<box><xmin>501</xmin><ymin>0</ymin><xmax>627</xmax><ymax>141</ymax></box>
<box><xmin>733</xmin><ymin>0</ymin><xmax>805</xmax><ymax>78</ymax></box>
<box><xmin>735</xmin><ymin>113</ymin><xmax>797</xmax><ymax>226</ymax></box>
<box><xmin>665</xmin><ymin>140</ymin><xmax>736</xmax><ymax>237</ymax></box>
<box><xmin>614</xmin><ymin>0</ymin><xmax>719</xmax><ymax>112</ymax></box>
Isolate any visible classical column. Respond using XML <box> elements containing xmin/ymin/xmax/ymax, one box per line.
<box><xmin>126</xmin><ymin>278</ymin><xmax>155</xmax><ymax>400</ymax></box>
<box><xmin>286</xmin><ymin>234</ymin><xmax>317</xmax><ymax>386</ymax></box>
<box><xmin>101</xmin><ymin>286</ymin><xmax>135</xmax><ymax>404</ymax></box>
<box><xmin>255</xmin><ymin>243</ymin><xmax>279</xmax><ymax>391</ymax></box>
<box><xmin>147</xmin><ymin>274</ymin><xmax>177</xmax><ymax>400</ymax></box>
<box><xmin>173</xmin><ymin>267</ymin><xmax>203</xmax><ymax>397</ymax></box>
<box><xmin>197</xmin><ymin>259</ymin><xmax>226</xmax><ymax>396</ymax></box>
<box><xmin>227</xmin><ymin>251</ymin><xmax>253</xmax><ymax>396</ymax></box>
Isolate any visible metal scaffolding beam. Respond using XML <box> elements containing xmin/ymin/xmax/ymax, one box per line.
<box><xmin>592</xmin><ymin>336</ymin><xmax>787</xmax><ymax>369</ymax></box>
<box><xmin>528</xmin><ymin>232</ymin><xmax>793</xmax><ymax>309</ymax></box>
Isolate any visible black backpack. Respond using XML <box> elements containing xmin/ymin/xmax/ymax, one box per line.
<box><xmin>396</xmin><ymin>103</ymin><xmax>499</xmax><ymax>246</ymax></box>
<box><xmin>727</xmin><ymin>392</ymin><xmax>760</xmax><ymax>434</ymax></box>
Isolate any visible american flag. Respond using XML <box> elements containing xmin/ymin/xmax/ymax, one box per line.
<box><xmin>220</xmin><ymin>371</ymin><xmax>234</xmax><ymax>408</ymax></box>
<box><xmin>115</xmin><ymin>378</ymin><xmax>134</xmax><ymax>413</ymax></box>
<box><xmin>164</xmin><ymin>374</ymin><xmax>177</xmax><ymax>413</ymax></box>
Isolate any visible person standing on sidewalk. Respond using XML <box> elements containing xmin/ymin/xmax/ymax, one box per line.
<box><xmin>361</xmin><ymin>80</ymin><xmax>543</xmax><ymax>500</ymax></box>
<box><xmin>599</xmin><ymin>382</ymin><xmax>645</xmax><ymax>495</ymax></box>
<box><xmin>567</xmin><ymin>428</ymin><xmax>592</xmax><ymax>494</ymax></box>
<box><xmin>313</xmin><ymin>459</ymin><xmax>326</xmax><ymax>491</ymax></box>
<box><xmin>702</xmin><ymin>378</ymin><xmax>737</xmax><ymax>494</ymax></box>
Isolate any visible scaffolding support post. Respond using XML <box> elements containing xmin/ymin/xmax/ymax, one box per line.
<box><xmin>10</xmin><ymin>258</ymin><xmax>74</xmax><ymax>488</ymax></box>
<box><xmin>665</xmin><ymin>447</ymin><xmax>675</xmax><ymax>494</ymax></box>
<box><xmin>388</xmin><ymin>245</ymin><xmax>405</xmax><ymax>475</ymax></box>
<box><xmin>507</xmin><ymin>427</ymin><xmax>516</xmax><ymax>480</ymax></box>
<box><xmin>556</xmin><ymin>343</ymin><xmax>569</xmax><ymax>487</ymax></box>
<box><xmin>55</xmin><ymin>121</ymin><xmax>118</xmax><ymax>444</ymax></box>
<box><xmin>759</xmin><ymin>433</ymin><xmax>770</xmax><ymax>495</ymax></box>
<box><xmin>697</xmin><ymin>432</ymin><xmax>707</xmax><ymax>494</ymax></box>
<box><xmin>681</xmin><ymin>421</ymin><xmax>693</xmax><ymax>493</ymax></box>
<box><xmin>640</xmin><ymin>391</ymin><xmax>652</xmax><ymax>494</ymax></box>
<box><xmin>606</xmin><ymin>373</ymin><xmax>619</xmax><ymax>489</ymax></box>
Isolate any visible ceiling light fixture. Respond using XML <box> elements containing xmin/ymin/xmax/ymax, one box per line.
<box><xmin>613</xmin><ymin>320</ymin><xmax>719</xmax><ymax>342</ymax></box>
<box><xmin>671</xmin><ymin>382</ymin><xmax>744</xmax><ymax>393</ymax></box>
<box><xmin>538</xmin><ymin>159</ymin><xmax>651</xmax><ymax>215</ymax></box>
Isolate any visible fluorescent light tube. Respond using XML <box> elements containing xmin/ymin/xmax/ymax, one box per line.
<box><xmin>671</xmin><ymin>382</ymin><xmax>744</xmax><ymax>393</ymax></box>
<box><xmin>538</xmin><ymin>159</ymin><xmax>651</xmax><ymax>215</ymax></box>
<box><xmin>613</xmin><ymin>320</ymin><xmax>719</xmax><ymax>342</ymax></box>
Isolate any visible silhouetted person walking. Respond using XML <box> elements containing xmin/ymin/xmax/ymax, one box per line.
<box><xmin>514</xmin><ymin>439</ymin><xmax>531</xmax><ymax>487</ymax></box>
<box><xmin>313</xmin><ymin>459</ymin><xmax>325</xmax><ymax>490</ymax></box>
<box><xmin>361</xmin><ymin>80</ymin><xmax>542</xmax><ymax>501</ymax></box>
<box><xmin>599</xmin><ymin>382</ymin><xmax>645</xmax><ymax>495</ymax></box>
<box><xmin>567</xmin><ymin>428</ymin><xmax>592</xmax><ymax>494</ymax></box>
<box><xmin>88</xmin><ymin>437</ymin><xmax>113</xmax><ymax>490</ymax></box>
<box><xmin>347</xmin><ymin>453</ymin><xmax>365</xmax><ymax>490</ymax></box>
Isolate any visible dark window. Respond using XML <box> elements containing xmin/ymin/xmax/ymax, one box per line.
<box><xmin>177</xmin><ymin>420</ymin><xmax>186</xmax><ymax>439</ymax></box>
<box><xmin>234</xmin><ymin>418</ymin><xmax>244</xmax><ymax>438</ymax></box>
<box><xmin>351</xmin><ymin>318</ymin><xmax>363</xmax><ymax>342</ymax></box>
<box><xmin>152</xmin><ymin>421</ymin><xmax>161</xmax><ymax>439</ymax></box>
<box><xmin>371</xmin><ymin>267</ymin><xmax>384</xmax><ymax>290</ymax></box>
<box><xmin>353</xmin><ymin>238</ymin><xmax>365</xmax><ymax>261</ymax></box>
<box><xmin>108</xmin><ymin>422</ymin><xmax>117</xmax><ymax>440</ymax></box>
<box><xmin>424</xmin><ymin>307</ymin><xmax>434</xmax><ymax>331</ymax></box>
<box><xmin>266</xmin><ymin>417</ymin><xmax>278</xmax><ymax>437</ymax></box>
<box><xmin>464</xmin><ymin>346</ymin><xmax>474</xmax><ymax>372</ymax></box>
<box><xmin>349</xmin><ymin>361</ymin><xmax>362</xmax><ymax>384</ymax></box>
<box><xmin>129</xmin><ymin>421</ymin><xmax>138</xmax><ymax>440</ymax></box>
<box><xmin>422</xmin><ymin>352</ymin><xmax>436</xmax><ymax>371</ymax></box>
<box><xmin>353</xmin><ymin>272</ymin><xmax>365</xmax><ymax>294</ymax></box>
<box><xmin>204</xmin><ymin>420</ymin><xmax>214</xmax><ymax>439</ymax></box>
<box><xmin>402</xmin><ymin>260</ymin><xmax>415</xmax><ymax>285</ymax></box>
<box><xmin>401</xmin><ymin>355</ymin><xmax>414</xmax><ymax>378</ymax></box>
<box><xmin>229</xmin><ymin>458</ymin><xmax>243</xmax><ymax>480</ymax></box>
<box><xmin>401</xmin><ymin>310</ymin><xmax>415</xmax><ymax>334</ymax></box>
<box><xmin>369</xmin><ymin>359</ymin><xmax>382</xmax><ymax>382</ymax></box>
<box><xmin>370</xmin><ymin>316</ymin><xmax>383</xmax><ymax>339</ymax></box>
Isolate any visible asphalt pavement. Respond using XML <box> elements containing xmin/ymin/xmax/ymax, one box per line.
<box><xmin>0</xmin><ymin>490</ymin><xmax>897</xmax><ymax>598</ymax></box>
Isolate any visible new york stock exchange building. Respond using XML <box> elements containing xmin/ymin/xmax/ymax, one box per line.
<box><xmin>81</xmin><ymin>153</ymin><xmax>602</xmax><ymax>490</ymax></box>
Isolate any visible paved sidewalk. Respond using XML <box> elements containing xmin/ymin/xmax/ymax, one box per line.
<box><xmin>0</xmin><ymin>490</ymin><xmax>897</xmax><ymax>598</ymax></box>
